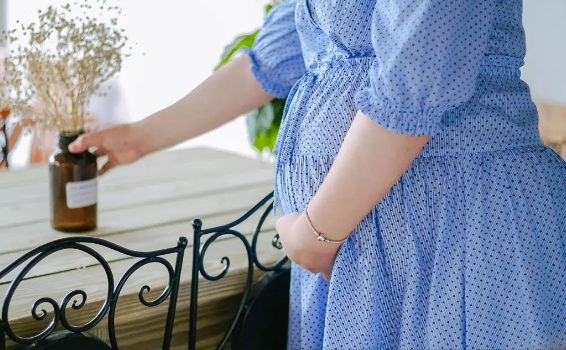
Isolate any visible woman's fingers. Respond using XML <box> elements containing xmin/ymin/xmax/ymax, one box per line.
<box><xmin>97</xmin><ymin>154</ymin><xmax>118</xmax><ymax>176</ymax></box>
<box><xmin>69</xmin><ymin>132</ymin><xmax>103</xmax><ymax>153</ymax></box>
<box><xmin>98</xmin><ymin>160</ymin><xmax>115</xmax><ymax>176</ymax></box>
<box><xmin>93</xmin><ymin>148</ymin><xmax>108</xmax><ymax>158</ymax></box>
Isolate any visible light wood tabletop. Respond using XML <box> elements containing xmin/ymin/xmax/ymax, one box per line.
<box><xmin>0</xmin><ymin>147</ymin><xmax>283</xmax><ymax>350</ymax></box>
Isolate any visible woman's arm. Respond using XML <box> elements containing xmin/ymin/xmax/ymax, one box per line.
<box><xmin>136</xmin><ymin>0</ymin><xmax>304</xmax><ymax>155</ymax></box>
<box><xmin>309</xmin><ymin>113</ymin><xmax>428</xmax><ymax>239</ymax></box>
<box><xmin>71</xmin><ymin>55</ymin><xmax>273</xmax><ymax>157</ymax></box>
<box><xmin>71</xmin><ymin>1</ymin><xmax>305</xmax><ymax>175</ymax></box>
<box><xmin>136</xmin><ymin>55</ymin><xmax>273</xmax><ymax>155</ymax></box>
<box><xmin>276</xmin><ymin>112</ymin><xmax>429</xmax><ymax>274</ymax></box>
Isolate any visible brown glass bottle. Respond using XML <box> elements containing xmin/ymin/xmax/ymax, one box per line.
<box><xmin>49</xmin><ymin>132</ymin><xmax>97</xmax><ymax>232</ymax></box>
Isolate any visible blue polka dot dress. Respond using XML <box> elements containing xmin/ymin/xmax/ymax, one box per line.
<box><xmin>247</xmin><ymin>1</ymin><xmax>566</xmax><ymax>349</ymax></box>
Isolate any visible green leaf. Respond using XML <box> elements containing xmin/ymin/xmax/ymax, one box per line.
<box><xmin>246</xmin><ymin>98</ymin><xmax>286</xmax><ymax>153</ymax></box>
<box><xmin>245</xmin><ymin>108</ymin><xmax>259</xmax><ymax>145</ymax></box>
<box><xmin>253</xmin><ymin>123</ymin><xmax>279</xmax><ymax>153</ymax></box>
<box><xmin>214</xmin><ymin>30</ymin><xmax>258</xmax><ymax>71</ymax></box>
<box><xmin>256</xmin><ymin>103</ymin><xmax>274</xmax><ymax>132</ymax></box>
<box><xmin>270</xmin><ymin>98</ymin><xmax>286</xmax><ymax>126</ymax></box>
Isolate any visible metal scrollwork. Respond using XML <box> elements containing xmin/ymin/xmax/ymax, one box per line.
<box><xmin>198</xmin><ymin>230</ymin><xmax>252</xmax><ymax>282</ymax></box>
<box><xmin>108</xmin><ymin>256</ymin><xmax>178</xmax><ymax>349</ymax></box>
<box><xmin>189</xmin><ymin>191</ymin><xmax>288</xmax><ymax>350</ymax></box>
<box><xmin>136</xmin><ymin>258</ymin><xmax>175</xmax><ymax>308</ymax></box>
<box><xmin>251</xmin><ymin>202</ymin><xmax>287</xmax><ymax>272</ymax></box>
<box><xmin>0</xmin><ymin>236</ymin><xmax>187</xmax><ymax>350</ymax></box>
<box><xmin>28</xmin><ymin>297</ymin><xmax>60</xmax><ymax>340</ymax></box>
<box><xmin>1</xmin><ymin>243</ymin><xmax>114</xmax><ymax>344</ymax></box>
<box><xmin>272</xmin><ymin>234</ymin><xmax>283</xmax><ymax>250</ymax></box>
<box><xmin>1</xmin><ymin>190</ymin><xmax>283</xmax><ymax>350</ymax></box>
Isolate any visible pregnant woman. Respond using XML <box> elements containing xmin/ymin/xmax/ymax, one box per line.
<box><xmin>71</xmin><ymin>0</ymin><xmax>566</xmax><ymax>349</ymax></box>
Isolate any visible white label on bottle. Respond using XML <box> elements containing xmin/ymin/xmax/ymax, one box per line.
<box><xmin>66</xmin><ymin>178</ymin><xmax>98</xmax><ymax>209</ymax></box>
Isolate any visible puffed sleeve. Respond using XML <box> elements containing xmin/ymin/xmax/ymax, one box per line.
<box><xmin>356</xmin><ymin>0</ymin><xmax>495</xmax><ymax>136</ymax></box>
<box><xmin>247</xmin><ymin>0</ymin><xmax>306</xmax><ymax>99</ymax></box>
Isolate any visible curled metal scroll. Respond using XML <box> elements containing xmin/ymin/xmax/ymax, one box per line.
<box><xmin>190</xmin><ymin>191</ymin><xmax>288</xmax><ymax>350</ymax></box>
<box><xmin>199</xmin><ymin>229</ymin><xmax>254</xmax><ymax>350</ymax></box>
<box><xmin>251</xmin><ymin>201</ymin><xmax>287</xmax><ymax>272</ymax></box>
<box><xmin>107</xmin><ymin>256</ymin><xmax>177</xmax><ymax>350</ymax></box>
<box><xmin>1</xmin><ymin>243</ymin><xmax>114</xmax><ymax>344</ymax></box>
<box><xmin>0</xmin><ymin>236</ymin><xmax>187</xmax><ymax>349</ymax></box>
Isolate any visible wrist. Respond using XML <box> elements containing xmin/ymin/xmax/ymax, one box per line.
<box><xmin>304</xmin><ymin>206</ymin><xmax>348</xmax><ymax>244</ymax></box>
<box><xmin>130</xmin><ymin>121</ymin><xmax>155</xmax><ymax>157</ymax></box>
<box><xmin>306</xmin><ymin>199</ymin><xmax>353</xmax><ymax>242</ymax></box>
<box><xmin>290</xmin><ymin>212</ymin><xmax>341</xmax><ymax>271</ymax></box>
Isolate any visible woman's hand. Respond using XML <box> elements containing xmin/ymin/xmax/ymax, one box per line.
<box><xmin>69</xmin><ymin>123</ymin><xmax>148</xmax><ymax>175</ymax></box>
<box><xmin>69</xmin><ymin>54</ymin><xmax>274</xmax><ymax>176</ymax></box>
<box><xmin>276</xmin><ymin>212</ymin><xmax>341</xmax><ymax>281</ymax></box>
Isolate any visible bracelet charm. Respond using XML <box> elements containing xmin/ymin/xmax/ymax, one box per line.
<box><xmin>303</xmin><ymin>206</ymin><xmax>347</xmax><ymax>244</ymax></box>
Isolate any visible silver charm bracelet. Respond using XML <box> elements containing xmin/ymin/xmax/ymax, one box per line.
<box><xmin>303</xmin><ymin>205</ymin><xmax>347</xmax><ymax>244</ymax></box>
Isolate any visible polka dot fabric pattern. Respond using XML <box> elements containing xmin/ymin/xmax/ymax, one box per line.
<box><xmin>248</xmin><ymin>0</ymin><xmax>566</xmax><ymax>349</ymax></box>
<box><xmin>325</xmin><ymin>148</ymin><xmax>566</xmax><ymax>350</ymax></box>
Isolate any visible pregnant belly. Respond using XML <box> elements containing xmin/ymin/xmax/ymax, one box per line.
<box><xmin>279</xmin><ymin>58</ymin><xmax>372</xmax><ymax>160</ymax></box>
<box><xmin>273</xmin><ymin>58</ymin><xmax>372</xmax><ymax>213</ymax></box>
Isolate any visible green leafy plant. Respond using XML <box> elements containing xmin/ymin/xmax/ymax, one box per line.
<box><xmin>215</xmin><ymin>1</ymin><xmax>285</xmax><ymax>154</ymax></box>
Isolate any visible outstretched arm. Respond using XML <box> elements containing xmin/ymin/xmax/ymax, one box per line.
<box><xmin>71</xmin><ymin>0</ymin><xmax>305</xmax><ymax>175</ymax></box>
<box><xmin>136</xmin><ymin>55</ymin><xmax>274</xmax><ymax>155</ymax></box>
<box><xmin>70</xmin><ymin>55</ymin><xmax>273</xmax><ymax>173</ymax></box>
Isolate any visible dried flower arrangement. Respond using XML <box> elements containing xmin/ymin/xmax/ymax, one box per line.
<box><xmin>0</xmin><ymin>45</ymin><xmax>30</xmax><ymax>167</ymax></box>
<box><xmin>1</xmin><ymin>0</ymin><xmax>132</xmax><ymax>138</ymax></box>
<box><xmin>0</xmin><ymin>45</ymin><xmax>31</xmax><ymax>119</ymax></box>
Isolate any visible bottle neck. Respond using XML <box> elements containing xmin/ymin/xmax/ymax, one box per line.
<box><xmin>58</xmin><ymin>133</ymin><xmax>81</xmax><ymax>153</ymax></box>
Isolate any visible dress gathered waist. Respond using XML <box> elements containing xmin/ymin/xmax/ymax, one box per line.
<box><xmin>271</xmin><ymin>53</ymin><xmax>541</xmax><ymax>208</ymax></box>
<box><xmin>303</xmin><ymin>54</ymin><xmax>524</xmax><ymax>77</ymax></box>
<box><xmin>275</xmin><ymin>53</ymin><xmax>539</xmax><ymax>167</ymax></box>
<box><xmin>272</xmin><ymin>52</ymin><xmax>543</xmax><ymax>209</ymax></box>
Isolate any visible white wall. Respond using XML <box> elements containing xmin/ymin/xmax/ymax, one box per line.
<box><xmin>522</xmin><ymin>0</ymin><xmax>566</xmax><ymax>105</ymax></box>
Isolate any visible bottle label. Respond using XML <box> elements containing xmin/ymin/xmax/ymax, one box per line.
<box><xmin>66</xmin><ymin>178</ymin><xmax>98</xmax><ymax>209</ymax></box>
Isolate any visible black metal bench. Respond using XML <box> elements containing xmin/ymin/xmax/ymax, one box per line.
<box><xmin>1</xmin><ymin>192</ymin><xmax>289</xmax><ymax>350</ymax></box>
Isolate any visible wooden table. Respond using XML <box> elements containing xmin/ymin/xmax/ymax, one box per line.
<box><xmin>0</xmin><ymin>147</ymin><xmax>283</xmax><ymax>350</ymax></box>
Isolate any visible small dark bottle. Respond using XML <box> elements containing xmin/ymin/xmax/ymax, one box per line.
<box><xmin>49</xmin><ymin>132</ymin><xmax>97</xmax><ymax>232</ymax></box>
